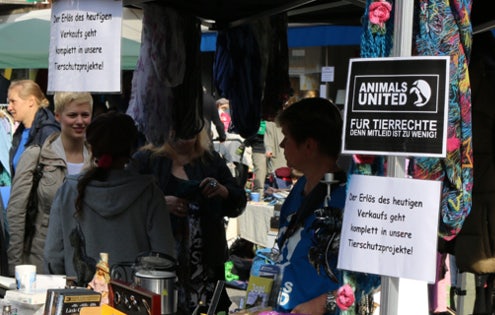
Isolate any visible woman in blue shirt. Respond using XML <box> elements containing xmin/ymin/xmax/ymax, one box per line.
<box><xmin>274</xmin><ymin>97</ymin><xmax>346</xmax><ymax>314</ymax></box>
<box><xmin>7</xmin><ymin>80</ymin><xmax>59</xmax><ymax>177</ymax></box>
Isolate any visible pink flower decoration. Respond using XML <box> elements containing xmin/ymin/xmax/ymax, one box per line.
<box><xmin>336</xmin><ymin>284</ymin><xmax>355</xmax><ymax>311</ymax></box>
<box><xmin>369</xmin><ymin>0</ymin><xmax>392</xmax><ymax>33</ymax></box>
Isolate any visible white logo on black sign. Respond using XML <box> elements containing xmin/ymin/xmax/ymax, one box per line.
<box><xmin>352</xmin><ymin>75</ymin><xmax>438</xmax><ymax>113</ymax></box>
<box><xmin>410</xmin><ymin>80</ymin><xmax>431</xmax><ymax>107</ymax></box>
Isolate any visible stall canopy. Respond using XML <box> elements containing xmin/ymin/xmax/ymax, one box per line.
<box><xmin>0</xmin><ymin>7</ymin><xmax>142</xmax><ymax>69</ymax></box>
<box><xmin>124</xmin><ymin>0</ymin><xmax>492</xmax><ymax>36</ymax></box>
<box><xmin>0</xmin><ymin>1</ymin><xmax>491</xmax><ymax>69</ymax></box>
<box><xmin>0</xmin><ymin>5</ymin><xmax>362</xmax><ymax>69</ymax></box>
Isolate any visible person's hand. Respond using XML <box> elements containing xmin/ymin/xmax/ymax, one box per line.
<box><xmin>200</xmin><ymin>177</ymin><xmax>228</xmax><ymax>199</ymax></box>
<box><xmin>291</xmin><ymin>293</ymin><xmax>327</xmax><ymax>315</ymax></box>
<box><xmin>165</xmin><ymin>195</ymin><xmax>189</xmax><ymax>217</ymax></box>
<box><xmin>266</xmin><ymin>151</ymin><xmax>274</xmax><ymax>158</ymax></box>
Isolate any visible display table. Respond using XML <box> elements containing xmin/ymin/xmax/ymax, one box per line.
<box><xmin>1</xmin><ymin>296</ymin><xmax>44</xmax><ymax>315</ymax></box>
<box><xmin>228</xmin><ymin>202</ymin><xmax>276</xmax><ymax>248</ymax></box>
<box><xmin>0</xmin><ymin>274</ymin><xmax>67</xmax><ymax>315</ymax></box>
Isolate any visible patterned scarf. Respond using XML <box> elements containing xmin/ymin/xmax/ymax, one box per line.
<box><xmin>342</xmin><ymin>1</ymin><xmax>396</xmax><ymax>313</ymax></box>
<box><xmin>350</xmin><ymin>0</ymin><xmax>394</xmax><ymax>177</ymax></box>
<box><xmin>412</xmin><ymin>0</ymin><xmax>473</xmax><ymax>240</ymax></box>
<box><xmin>345</xmin><ymin>1</ymin><xmax>473</xmax><ymax>313</ymax></box>
<box><xmin>355</xmin><ymin>0</ymin><xmax>473</xmax><ymax>239</ymax></box>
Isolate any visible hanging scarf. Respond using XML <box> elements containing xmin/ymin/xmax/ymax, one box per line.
<box><xmin>351</xmin><ymin>0</ymin><xmax>394</xmax><ymax>177</ymax></box>
<box><xmin>126</xmin><ymin>4</ymin><xmax>183</xmax><ymax>145</ymax></box>
<box><xmin>361</xmin><ymin>0</ymin><xmax>394</xmax><ymax>60</ymax></box>
<box><xmin>214</xmin><ymin>24</ymin><xmax>262</xmax><ymax>139</ymax></box>
<box><xmin>340</xmin><ymin>2</ymin><xmax>395</xmax><ymax>313</ymax></box>
<box><xmin>127</xmin><ymin>5</ymin><xmax>203</xmax><ymax>145</ymax></box>
<box><xmin>257</xmin><ymin>14</ymin><xmax>291</xmax><ymax>121</ymax></box>
<box><xmin>412</xmin><ymin>0</ymin><xmax>473</xmax><ymax>240</ymax></box>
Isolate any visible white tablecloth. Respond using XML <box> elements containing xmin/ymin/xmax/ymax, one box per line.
<box><xmin>227</xmin><ymin>202</ymin><xmax>275</xmax><ymax>248</ymax></box>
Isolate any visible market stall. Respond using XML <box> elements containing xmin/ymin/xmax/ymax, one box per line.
<box><xmin>1</xmin><ymin>0</ymin><xmax>493</xmax><ymax>314</ymax></box>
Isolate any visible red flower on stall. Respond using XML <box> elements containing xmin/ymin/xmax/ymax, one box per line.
<box><xmin>368</xmin><ymin>0</ymin><xmax>392</xmax><ymax>35</ymax></box>
<box><xmin>336</xmin><ymin>284</ymin><xmax>355</xmax><ymax>310</ymax></box>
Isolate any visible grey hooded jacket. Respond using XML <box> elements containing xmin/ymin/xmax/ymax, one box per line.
<box><xmin>44</xmin><ymin>169</ymin><xmax>174</xmax><ymax>277</ymax></box>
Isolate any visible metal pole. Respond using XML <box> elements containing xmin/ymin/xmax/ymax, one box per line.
<box><xmin>379</xmin><ymin>0</ymin><xmax>414</xmax><ymax>314</ymax></box>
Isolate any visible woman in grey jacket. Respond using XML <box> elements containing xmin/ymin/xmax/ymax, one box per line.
<box><xmin>44</xmin><ymin>112</ymin><xmax>175</xmax><ymax>286</ymax></box>
<box><xmin>7</xmin><ymin>92</ymin><xmax>93</xmax><ymax>276</ymax></box>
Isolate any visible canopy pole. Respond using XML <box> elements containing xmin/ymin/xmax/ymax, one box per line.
<box><xmin>379</xmin><ymin>1</ymin><xmax>429</xmax><ymax>315</ymax></box>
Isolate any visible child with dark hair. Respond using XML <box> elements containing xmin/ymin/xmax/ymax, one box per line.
<box><xmin>44</xmin><ymin>112</ymin><xmax>174</xmax><ymax>285</ymax></box>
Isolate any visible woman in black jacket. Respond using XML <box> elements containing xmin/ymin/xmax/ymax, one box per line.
<box><xmin>129</xmin><ymin>125</ymin><xmax>247</xmax><ymax>315</ymax></box>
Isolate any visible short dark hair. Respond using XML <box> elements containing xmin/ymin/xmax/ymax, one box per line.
<box><xmin>276</xmin><ymin>97</ymin><xmax>343</xmax><ymax>158</ymax></box>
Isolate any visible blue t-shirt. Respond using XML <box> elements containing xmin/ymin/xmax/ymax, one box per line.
<box><xmin>12</xmin><ymin>128</ymin><xmax>30</xmax><ymax>172</ymax></box>
<box><xmin>275</xmin><ymin>176</ymin><xmax>346</xmax><ymax>313</ymax></box>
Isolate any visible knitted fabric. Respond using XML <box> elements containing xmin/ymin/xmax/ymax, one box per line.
<box><xmin>412</xmin><ymin>0</ymin><xmax>473</xmax><ymax>240</ymax></box>
<box><xmin>340</xmin><ymin>1</ymin><xmax>395</xmax><ymax>312</ymax></box>
<box><xmin>360</xmin><ymin>0</ymin><xmax>394</xmax><ymax>59</ymax></box>
<box><xmin>351</xmin><ymin>0</ymin><xmax>394</xmax><ymax>177</ymax></box>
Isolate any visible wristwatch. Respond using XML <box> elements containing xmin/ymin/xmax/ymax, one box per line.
<box><xmin>326</xmin><ymin>291</ymin><xmax>337</xmax><ymax>313</ymax></box>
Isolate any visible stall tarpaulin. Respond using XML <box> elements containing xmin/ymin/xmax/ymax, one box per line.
<box><xmin>0</xmin><ymin>8</ymin><xmax>142</xmax><ymax>69</ymax></box>
<box><xmin>0</xmin><ymin>8</ymin><xmax>364</xmax><ymax>69</ymax></box>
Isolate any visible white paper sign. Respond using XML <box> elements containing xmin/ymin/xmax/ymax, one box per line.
<box><xmin>48</xmin><ymin>0</ymin><xmax>123</xmax><ymax>92</ymax></box>
<box><xmin>337</xmin><ymin>174</ymin><xmax>441</xmax><ymax>283</ymax></box>
<box><xmin>321</xmin><ymin>66</ymin><xmax>335</xmax><ymax>82</ymax></box>
<box><xmin>319</xmin><ymin>84</ymin><xmax>327</xmax><ymax>98</ymax></box>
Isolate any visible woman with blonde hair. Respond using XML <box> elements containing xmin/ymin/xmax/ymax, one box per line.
<box><xmin>7</xmin><ymin>80</ymin><xmax>59</xmax><ymax>177</ymax></box>
<box><xmin>129</xmin><ymin>125</ymin><xmax>247</xmax><ymax>315</ymax></box>
<box><xmin>7</xmin><ymin>92</ymin><xmax>93</xmax><ymax>275</ymax></box>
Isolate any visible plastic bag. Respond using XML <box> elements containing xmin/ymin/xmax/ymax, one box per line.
<box><xmin>250</xmin><ymin>248</ymin><xmax>276</xmax><ymax>277</ymax></box>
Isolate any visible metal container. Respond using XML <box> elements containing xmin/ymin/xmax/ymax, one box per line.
<box><xmin>134</xmin><ymin>269</ymin><xmax>177</xmax><ymax>315</ymax></box>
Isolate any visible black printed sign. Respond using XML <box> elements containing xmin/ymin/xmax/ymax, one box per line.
<box><xmin>342</xmin><ymin>57</ymin><xmax>449</xmax><ymax>157</ymax></box>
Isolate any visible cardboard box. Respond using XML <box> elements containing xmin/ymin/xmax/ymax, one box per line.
<box><xmin>245</xmin><ymin>276</ymin><xmax>274</xmax><ymax>309</ymax></box>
